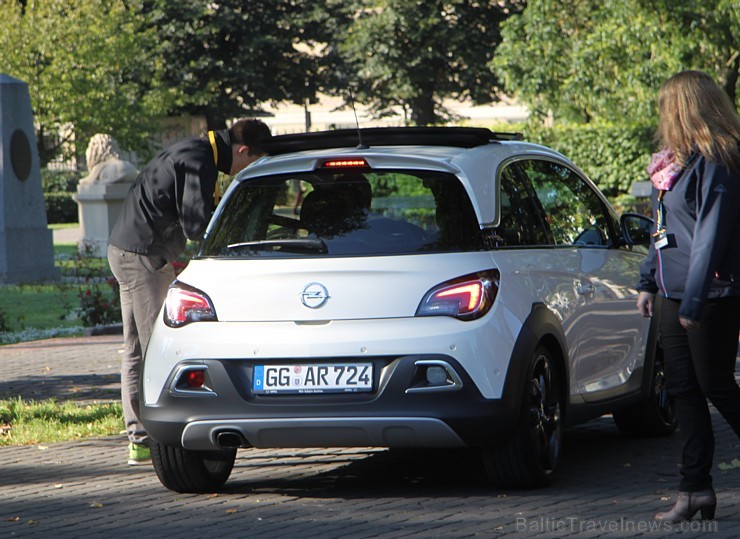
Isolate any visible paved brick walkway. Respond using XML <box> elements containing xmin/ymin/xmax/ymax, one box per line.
<box><xmin>1</xmin><ymin>335</ymin><xmax>738</xmax><ymax>538</ymax></box>
<box><xmin>0</xmin><ymin>335</ymin><xmax>122</xmax><ymax>403</ymax></box>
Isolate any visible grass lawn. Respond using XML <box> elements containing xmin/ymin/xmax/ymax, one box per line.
<box><xmin>0</xmin><ymin>226</ymin><xmax>117</xmax><ymax>342</ymax></box>
<box><xmin>0</xmin><ymin>283</ymin><xmax>79</xmax><ymax>331</ymax></box>
<box><xmin>0</xmin><ymin>227</ymin><xmax>125</xmax><ymax>446</ymax></box>
<box><xmin>0</xmin><ymin>397</ymin><xmax>124</xmax><ymax>446</ymax></box>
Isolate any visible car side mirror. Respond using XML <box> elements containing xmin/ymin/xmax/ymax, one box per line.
<box><xmin>620</xmin><ymin>213</ymin><xmax>653</xmax><ymax>247</ymax></box>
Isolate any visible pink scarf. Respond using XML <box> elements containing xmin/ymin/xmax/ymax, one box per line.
<box><xmin>647</xmin><ymin>148</ymin><xmax>683</xmax><ymax>190</ymax></box>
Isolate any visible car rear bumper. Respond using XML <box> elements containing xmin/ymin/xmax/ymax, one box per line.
<box><xmin>140</xmin><ymin>354</ymin><xmax>521</xmax><ymax>449</ymax></box>
<box><xmin>180</xmin><ymin>417</ymin><xmax>466</xmax><ymax>450</ymax></box>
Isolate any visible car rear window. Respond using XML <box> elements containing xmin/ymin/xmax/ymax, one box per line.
<box><xmin>200</xmin><ymin>169</ymin><xmax>484</xmax><ymax>258</ymax></box>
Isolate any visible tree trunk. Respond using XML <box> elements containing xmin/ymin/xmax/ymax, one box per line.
<box><xmin>36</xmin><ymin>125</ymin><xmax>53</xmax><ymax>169</ymax></box>
<box><xmin>204</xmin><ymin>109</ymin><xmax>228</xmax><ymax>131</ymax></box>
<box><xmin>409</xmin><ymin>93</ymin><xmax>438</xmax><ymax>126</ymax></box>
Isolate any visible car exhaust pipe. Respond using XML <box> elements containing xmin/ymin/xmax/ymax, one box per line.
<box><xmin>215</xmin><ymin>430</ymin><xmax>247</xmax><ymax>448</ymax></box>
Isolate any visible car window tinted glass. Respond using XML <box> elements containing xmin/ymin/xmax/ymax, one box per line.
<box><xmin>497</xmin><ymin>165</ymin><xmax>550</xmax><ymax>246</ymax></box>
<box><xmin>518</xmin><ymin>160</ymin><xmax>613</xmax><ymax>246</ymax></box>
<box><xmin>200</xmin><ymin>170</ymin><xmax>484</xmax><ymax>257</ymax></box>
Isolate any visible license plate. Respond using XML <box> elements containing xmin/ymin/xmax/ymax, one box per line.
<box><xmin>252</xmin><ymin>363</ymin><xmax>373</xmax><ymax>395</ymax></box>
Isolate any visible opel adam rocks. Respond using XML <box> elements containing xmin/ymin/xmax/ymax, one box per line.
<box><xmin>140</xmin><ymin>127</ymin><xmax>675</xmax><ymax>492</ymax></box>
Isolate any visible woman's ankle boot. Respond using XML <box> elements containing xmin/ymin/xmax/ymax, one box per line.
<box><xmin>654</xmin><ymin>489</ymin><xmax>717</xmax><ymax>522</ymax></box>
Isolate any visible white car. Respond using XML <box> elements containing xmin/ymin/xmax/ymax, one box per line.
<box><xmin>140</xmin><ymin>127</ymin><xmax>675</xmax><ymax>493</ymax></box>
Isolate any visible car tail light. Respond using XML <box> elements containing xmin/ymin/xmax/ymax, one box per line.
<box><xmin>164</xmin><ymin>284</ymin><xmax>217</xmax><ymax>328</ymax></box>
<box><xmin>416</xmin><ymin>270</ymin><xmax>499</xmax><ymax>321</ymax></box>
<box><xmin>320</xmin><ymin>158</ymin><xmax>369</xmax><ymax>169</ymax></box>
<box><xmin>185</xmin><ymin>369</ymin><xmax>206</xmax><ymax>388</ymax></box>
<box><xmin>171</xmin><ymin>366</ymin><xmax>215</xmax><ymax>395</ymax></box>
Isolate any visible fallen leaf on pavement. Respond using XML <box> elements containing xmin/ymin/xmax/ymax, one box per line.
<box><xmin>718</xmin><ymin>459</ymin><xmax>740</xmax><ymax>471</ymax></box>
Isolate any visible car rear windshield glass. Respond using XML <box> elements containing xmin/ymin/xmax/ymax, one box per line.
<box><xmin>200</xmin><ymin>169</ymin><xmax>484</xmax><ymax>258</ymax></box>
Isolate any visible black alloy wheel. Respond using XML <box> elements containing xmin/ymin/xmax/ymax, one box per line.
<box><xmin>613</xmin><ymin>349</ymin><xmax>677</xmax><ymax>437</ymax></box>
<box><xmin>482</xmin><ymin>345</ymin><xmax>563</xmax><ymax>488</ymax></box>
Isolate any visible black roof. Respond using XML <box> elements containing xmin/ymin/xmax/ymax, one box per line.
<box><xmin>260</xmin><ymin>127</ymin><xmax>522</xmax><ymax>156</ymax></box>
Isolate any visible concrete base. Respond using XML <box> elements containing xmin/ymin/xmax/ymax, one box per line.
<box><xmin>0</xmin><ymin>226</ymin><xmax>59</xmax><ymax>283</ymax></box>
<box><xmin>75</xmin><ymin>182</ymin><xmax>132</xmax><ymax>257</ymax></box>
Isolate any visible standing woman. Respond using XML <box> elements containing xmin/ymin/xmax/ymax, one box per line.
<box><xmin>637</xmin><ymin>70</ymin><xmax>740</xmax><ymax>522</ymax></box>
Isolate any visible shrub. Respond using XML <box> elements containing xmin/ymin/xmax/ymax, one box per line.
<box><xmin>45</xmin><ymin>192</ymin><xmax>79</xmax><ymax>224</ymax></box>
<box><xmin>42</xmin><ymin>168</ymin><xmax>80</xmax><ymax>224</ymax></box>
<box><xmin>0</xmin><ymin>308</ymin><xmax>10</xmax><ymax>333</ymax></box>
<box><xmin>523</xmin><ymin>123</ymin><xmax>656</xmax><ymax>199</ymax></box>
<box><xmin>66</xmin><ymin>246</ymin><xmax>122</xmax><ymax>327</ymax></box>
<box><xmin>41</xmin><ymin>169</ymin><xmax>79</xmax><ymax>193</ymax></box>
<box><xmin>77</xmin><ymin>277</ymin><xmax>121</xmax><ymax>327</ymax></box>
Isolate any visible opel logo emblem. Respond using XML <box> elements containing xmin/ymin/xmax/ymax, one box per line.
<box><xmin>301</xmin><ymin>282</ymin><xmax>329</xmax><ymax>309</ymax></box>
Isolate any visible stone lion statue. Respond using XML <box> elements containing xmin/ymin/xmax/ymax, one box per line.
<box><xmin>79</xmin><ymin>134</ymin><xmax>138</xmax><ymax>185</ymax></box>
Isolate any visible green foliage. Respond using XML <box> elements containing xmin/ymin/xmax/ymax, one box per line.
<box><xmin>0</xmin><ymin>0</ymin><xmax>174</xmax><ymax>166</ymax></box>
<box><xmin>44</xmin><ymin>193</ymin><xmax>78</xmax><ymax>224</ymax></box>
<box><xmin>146</xmin><ymin>0</ymin><xmax>354</xmax><ymax>128</ymax></box>
<box><xmin>77</xmin><ymin>280</ymin><xmax>121</xmax><ymax>327</ymax></box>
<box><xmin>0</xmin><ymin>308</ymin><xmax>10</xmax><ymax>333</ymax></box>
<box><xmin>0</xmin><ymin>397</ymin><xmax>123</xmax><ymax>446</ymax></box>
<box><xmin>42</xmin><ymin>169</ymin><xmax>80</xmax><ymax>224</ymax></box>
<box><xmin>612</xmin><ymin>192</ymin><xmax>651</xmax><ymax>217</ymax></box>
<box><xmin>523</xmin><ymin>123</ymin><xmax>656</xmax><ymax>198</ymax></box>
<box><xmin>65</xmin><ymin>246</ymin><xmax>121</xmax><ymax>327</ymax></box>
<box><xmin>0</xmin><ymin>244</ymin><xmax>120</xmax><ymax>342</ymax></box>
<box><xmin>340</xmin><ymin>0</ymin><xmax>523</xmax><ymax>125</ymax></box>
<box><xmin>493</xmin><ymin>0</ymin><xmax>739</xmax><ymax>124</ymax></box>
<box><xmin>41</xmin><ymin>169</ymin><xmax>79</xmax><ymax>193</ymax></box>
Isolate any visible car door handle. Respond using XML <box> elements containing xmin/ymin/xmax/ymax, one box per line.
<box><xmin>577</xmin><ymin>284</ymin><xmax>595</xmax><ymax>296</ymax></box>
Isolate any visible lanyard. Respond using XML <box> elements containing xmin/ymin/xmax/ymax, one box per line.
<box><xmin>208</xmin><ymin>131</ymin><xmax>221</xmax><ymax>205</ymax></box>
<box><xmin>654</xmin><ymin>190</ymin><xmax>666</xmax><ymax>237</ymax></box>
<box><xmin>208</xmin><ymin>130</ymin><xmax>218</xmax><ymax>164</ymax></box>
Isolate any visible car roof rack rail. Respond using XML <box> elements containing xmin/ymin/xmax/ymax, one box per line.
<box><xmin>261</xmin><ymin>126</ymin><xmax>523</xmax><ymax>156</ymax></box>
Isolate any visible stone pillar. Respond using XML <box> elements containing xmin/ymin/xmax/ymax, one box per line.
<box><xmin>0</xmin><ymin>74</ymin><xmax>59</xmax><ymax>283</ymax></box>
<box><xmin>75</xmin><ymin>182</ymin><xmax>132</xmax><ymax>257</ymax></box>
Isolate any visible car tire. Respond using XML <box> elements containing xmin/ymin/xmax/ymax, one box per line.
<box><xmin>612</xmin><ymin>349</ymin><xmax>677</xmax><ymax>437</ymax></box>
<box><xmin>150</xmin><ymin>441</ymin><xmax>237</xmax><ymax>493</ymax></box>
<box><xmin>481</xmin><ymin>345</ymin><xmax>563</xmax><ymax>489</ymax></box>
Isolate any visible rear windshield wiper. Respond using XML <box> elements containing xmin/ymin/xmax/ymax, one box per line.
<box><xmin>226</xmin><ymin>239</ymin><xmax>328</xmax><ymax>254</ymax></box>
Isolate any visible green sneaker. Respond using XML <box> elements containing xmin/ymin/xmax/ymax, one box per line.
<box><xmin>128</xmin><ymin>443</ymin><xmax>151</xmax><ymax>466</ymax></box>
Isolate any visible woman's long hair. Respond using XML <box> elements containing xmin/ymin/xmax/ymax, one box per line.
<box><xmin>657</xmin><ymin>70</ymin><xmax>740</xmax><ymax>172</ymax></box>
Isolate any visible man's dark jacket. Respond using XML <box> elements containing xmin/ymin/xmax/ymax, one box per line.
<box><xmin>109</xmin><ymin>129</ymin><xmax>233</xmax><ymax>262</ymax></box>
